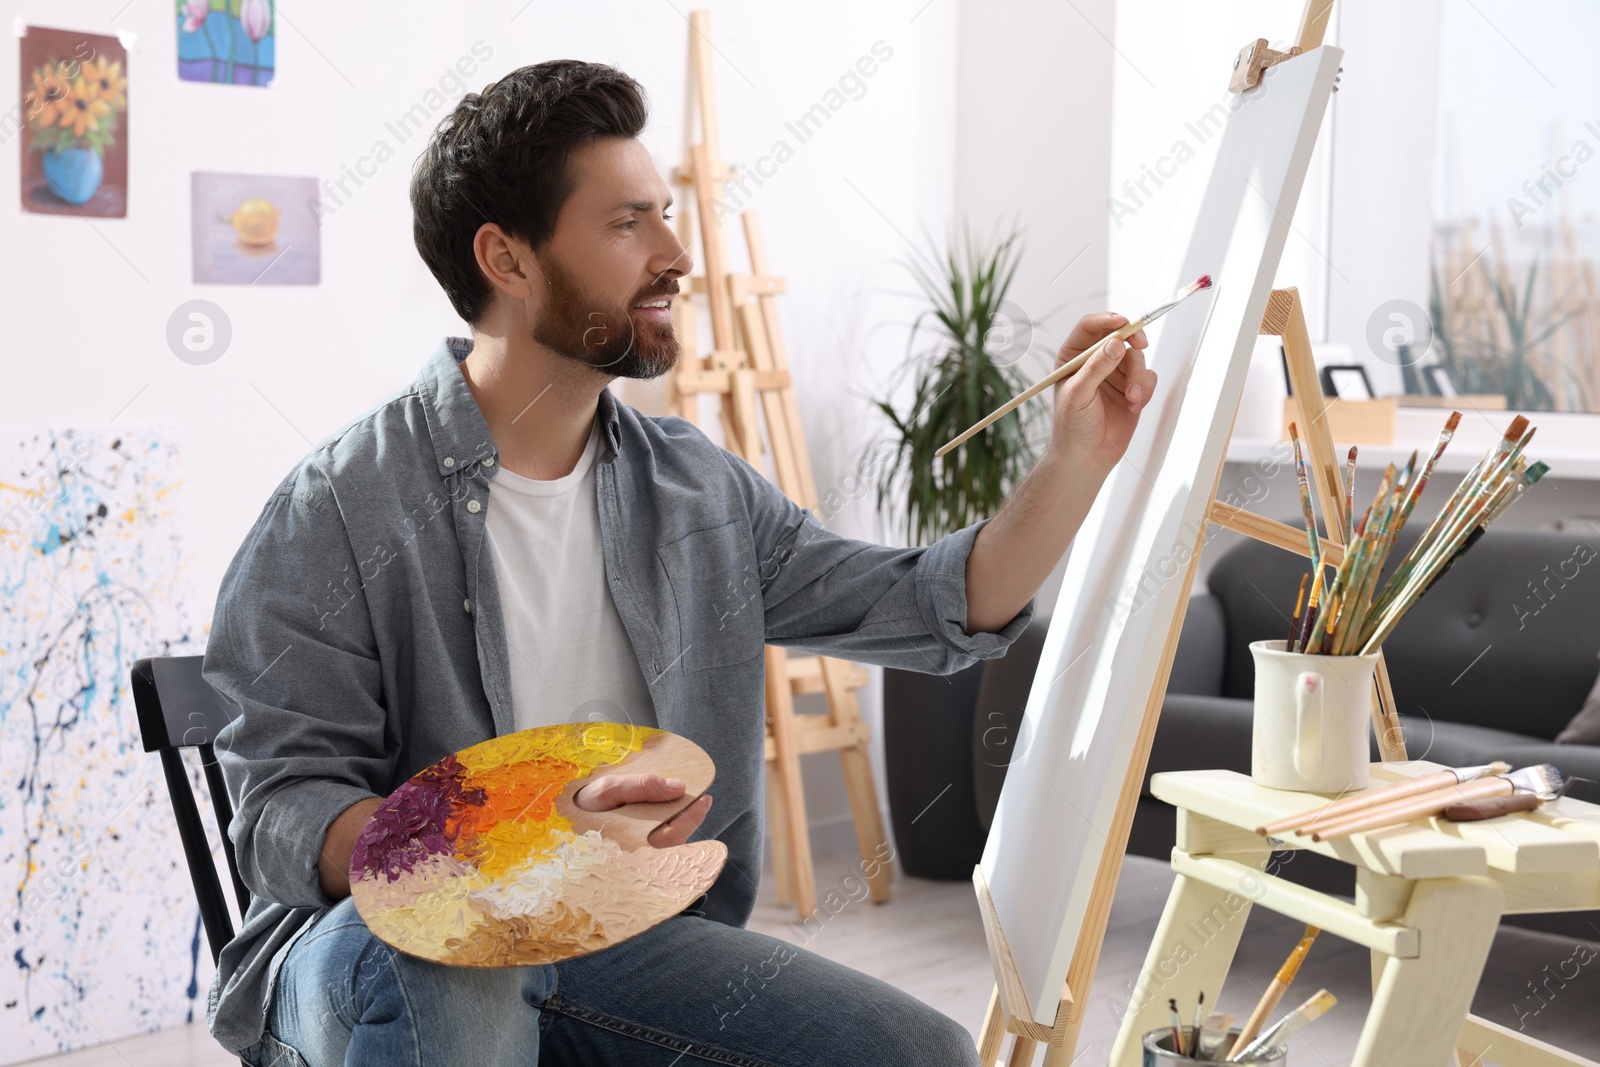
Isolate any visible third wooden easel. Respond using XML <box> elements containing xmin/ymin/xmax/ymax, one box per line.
<box><xmin>667</xmin><ymin>10</ymin><xmax>894</xmax><ymax>920</ymax></box>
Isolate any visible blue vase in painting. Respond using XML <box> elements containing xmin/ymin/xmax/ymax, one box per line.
<box><xmin>40</xmin><ymin>146</ymin><xmax>104</xmax><ymax>205</ymax></box>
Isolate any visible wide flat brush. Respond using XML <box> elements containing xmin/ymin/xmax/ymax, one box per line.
<box><xmin>935</xmin><ymin>274</ymin><xmax>1212</xmax><ymax>458</ymax></box>
<box><xmin>1230</xmin><ymin>989</ymin><xmax>1337</xmax><ymax>1063</ymax></box>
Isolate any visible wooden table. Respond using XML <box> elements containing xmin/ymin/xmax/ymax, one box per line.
<box><xmin>1108</xmin><ymin>763</ymin><xmax>1600</xmax><ymax>1067</ymax></box>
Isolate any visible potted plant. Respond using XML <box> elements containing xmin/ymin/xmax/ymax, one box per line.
<box><xmin>865</xmin><ymin>222</ymin><xmax>1040</xmax><ymax>878</ymax></box>
<box><xmin>26</xmin><ymin>55</ymin><xmax>128</xmax><ymax>206</ymax></box>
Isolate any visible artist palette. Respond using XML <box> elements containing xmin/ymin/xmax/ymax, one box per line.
<box><xmin>349</xmin><ymin>723</ymin><xmax>726</xmax><ymax>967</ymax></box>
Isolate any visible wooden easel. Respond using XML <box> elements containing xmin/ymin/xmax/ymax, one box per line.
<box><xmin>970</xmin><ymin>7</ymin><xmax>1419</xmax><ymax>1061</ymax></box>
<box><xmin>977</xmin><ymin>283</ymin><xmax>1406</xmax><ymax>1067</ymax></box>
<box><xmin>667</xmin><ymin>10</ymin><xmax>893</xmax><ymax>919</ymax></box>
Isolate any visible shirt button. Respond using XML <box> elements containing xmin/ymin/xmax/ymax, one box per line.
<box><xmin>483</xmin><ymin>456</ymin><xmax>496</xmax><ymax>467</ymax></box>
<box><xmin>463</xmin><ymin>599</ymin><xmax>472</xmax><ymax>614</ymax></box>
<box><xmin>442</xmin><ymin>457</ymin><xmax>455</xmax><ymax>469</ymax></box>
<box><xmin>466</xmin><ymin>499</ymin><xmax>482</xmax><ymax>514</ymax></box>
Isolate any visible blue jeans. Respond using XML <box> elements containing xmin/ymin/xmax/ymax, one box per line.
<box><xmin>237</xmin><ymin>896</ymin><xmax>980</xmax><ymax>1066</ymax></box>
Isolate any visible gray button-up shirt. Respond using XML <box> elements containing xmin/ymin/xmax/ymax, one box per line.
<box><xmin>202</xmin><ymin>337</ymin><xmax>1032</xmax><ymax>1054</ymax></box>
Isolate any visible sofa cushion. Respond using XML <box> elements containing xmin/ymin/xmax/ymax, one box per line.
<box><xmin>972</xmin><ymin>619</ymin><xmax>1050</xmax><ymax>832</ymax></box>
<box><xmin>1145</xmin><ymin>694</ymin><xmax>1254</xmax><ymax>791</ymax></box>
<box><xmin>1557</xmin><ymin>652</ymin><xmax>1600</xmax><ymax>745</ymax></box>
<box><xmin>1392</xmin><ymin>716</ymin><xmax>1544</xmax><ymax>769</ymax></box>
<box><xmin>1170</xmin><ymin>593</ymin><xmax>1226</xmax><ymax>696</ymax></box>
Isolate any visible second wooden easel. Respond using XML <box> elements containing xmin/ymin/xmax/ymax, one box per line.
<box><xmin>666</xmin><ymin>10</ymin><xmax>893</xmax><ymax>920</ymax></box>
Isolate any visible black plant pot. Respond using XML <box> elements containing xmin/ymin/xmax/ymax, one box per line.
<box><xmin>882</xmin><ymin>661</ymin><xmax>989</xmax><ymax>880</ymax></box>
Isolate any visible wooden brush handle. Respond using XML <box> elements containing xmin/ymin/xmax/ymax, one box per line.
<box><xmin>1443</xmin><ymin>793</ymin><xmax>1541</xmax><ymax>821</ymax></box>
<box><xmin>1258</xmin><ymin>769</ymin><xmax>1459</xmax><ymax>836</ymax></box>
<box><xmin>1310</xmin><ymin>777</ymin><xmax>1510</xmax><ymax>841</ymax></box>
<box><xmin>934</xmin><ymin>318</ymin><xmax>1144</xmax><ymax>458</ymax></box>
<box><xmin>1225</xmin><ymin>979</ymin><xmax>1286</xmax><ymax>1061</ymax></box>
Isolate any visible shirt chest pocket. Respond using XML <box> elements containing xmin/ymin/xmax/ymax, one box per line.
<box><xmin>658</xmin><ymin>519</ymin><xmax>766</xmax><ymax>672</ymax></box>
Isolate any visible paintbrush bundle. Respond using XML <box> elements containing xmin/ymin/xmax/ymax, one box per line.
<box><xmin>1282</xmin><ymin>412</ymin><xmax>1547</xmax><ymax>657</ymax></box>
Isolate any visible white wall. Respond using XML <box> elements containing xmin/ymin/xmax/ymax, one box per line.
<box><xmin>952</xmin><ymin>0</ymin><xmax>1116</xmax><ymax>612</ymax></box>
<box><xmin>1323</xmin><ymin>0</ymin><xmax>1442</xmax><ymax>395</ymax></box>
<box><xmin>0</xmin><ymin>2</ymin><xmax>966</xmax><ymax>858</ymax></box>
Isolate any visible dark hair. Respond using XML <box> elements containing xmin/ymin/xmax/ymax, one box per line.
<box><xmin>411</xmin><ymin>60</ymin><xmax>649</xmax><ymax>324</ymax></box>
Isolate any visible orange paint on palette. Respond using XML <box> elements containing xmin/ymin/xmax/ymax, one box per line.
<box><xmin>350</xmin><ymin>723</ymin><xmax>726</xmax><ymax>967</ymax></box>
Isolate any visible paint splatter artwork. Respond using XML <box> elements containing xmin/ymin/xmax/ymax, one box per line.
<box><xmin>350</xmin><ymin>724</ymin><xmax>727</xmax><ymax>967</ymax></box>
<box><xmin>0</xmin><ymin>429</ymin><xmax>203</xmax><ymax>1064</ymax></box>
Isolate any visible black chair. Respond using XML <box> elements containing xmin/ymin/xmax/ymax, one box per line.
<box><xmin>132</xmin><ymin>655</ymin><xmax>250</xmax><ymax>965</ymax></box>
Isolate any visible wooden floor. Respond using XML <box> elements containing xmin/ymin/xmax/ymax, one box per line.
<box><xmin>20</xmin><ymin>852</ymin><xmax>1600</xmax><ymax>1066</ymax></box>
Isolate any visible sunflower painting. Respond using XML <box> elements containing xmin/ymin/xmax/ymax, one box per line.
<box><xmin>178</xmin><ymin>0</ymin><xmax>275</xmax><ymax>87</ymax></box>
<box><xmin>18</xmin><ymin>26</ymin><xmax>129</xmax><ymax>217</ymax></box>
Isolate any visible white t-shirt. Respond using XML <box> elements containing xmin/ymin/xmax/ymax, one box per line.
<box><xmin>484</xmin><ymin>422</ymin><xmax>657</xmax><ymax>733</ymax></box>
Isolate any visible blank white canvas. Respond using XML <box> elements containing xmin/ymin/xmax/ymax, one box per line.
<box><xmin>979</xmin><ymin>46</ymin><xmax>1343</xmax><ymax>1026</ymax></box>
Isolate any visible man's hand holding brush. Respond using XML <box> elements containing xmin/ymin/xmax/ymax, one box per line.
<box><xmin>1048</xmin><ymin>312</ymin><xmax>1157</xmax><ymax>471</ymax></box>
<box><xmin>962</xmin><ymin>313</ymin><xmax>1158</xmax><ymax>635</ymax></box>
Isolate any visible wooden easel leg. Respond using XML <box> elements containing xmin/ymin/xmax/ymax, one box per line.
<box><xmin>978</xmin><ymin>986</ymin><xmax>1008</xmax><ymax>1066</ymax></box>
<box><xmin>821</xmin><ymin>657</ymin><xmax>892</xmax><ymax>903</ymax></box>
<box><xmin>1351</xmin><ymin>876</ymin><xmax>1502</xmax><ymax>1067</ymax></box>
<box><xmin>765</xmin><ymin>646</ymin><xmax>817</xmax><ymax>918</ymax></box>
<box><xmin>1006</xmin><ymin>1037</ymin><xmax>1038</xmax><ymax>1065</ymax></box>
<box><xmin>764</xmin><ymin>763</ymin><xmax>794</xmax><ymax>906</ymax></box>
<box><xmin>837</xmin><ymin>743</ymin><xmax>893</xmax><ymax>903</ymax></box>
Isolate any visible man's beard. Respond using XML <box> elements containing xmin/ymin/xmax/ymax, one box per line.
<box><xmin>532</xmin><ymin>254</ymin><xmax>680</xmax><ymax>380</ymax></box>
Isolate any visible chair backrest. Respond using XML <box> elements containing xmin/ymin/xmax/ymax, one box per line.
<box><xmin>131</xmin><ymin>655</ymin><xmax>249</xmax><ymax>965</ymax></box>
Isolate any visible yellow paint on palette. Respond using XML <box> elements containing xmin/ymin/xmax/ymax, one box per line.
<box><xmin>350</xmin><ymin>723</ymin><xmax>725</xmax><ymax>968</ymax></box>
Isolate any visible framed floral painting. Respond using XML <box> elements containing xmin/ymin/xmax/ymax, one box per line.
<box><xmin>177</xmin><ymin>0</ymin><xmax>274</xmax><ymax>87</ymax></box>
<box><xmin>18</xmin><ymin>26</ymin><xmax>129</xmax><ymax>218</ymax></box>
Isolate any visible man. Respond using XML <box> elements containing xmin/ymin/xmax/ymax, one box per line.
<box><xmin>205</xmin><ymin>59</ymin><xmax>1155</xmax><ymax>1067</ymax></box>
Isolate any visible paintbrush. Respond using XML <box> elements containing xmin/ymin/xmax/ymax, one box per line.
<box><xmin>935</xmin><ymin>274</ymin><xmax>1213</xmax><ymax>458</ymax></box>
<box><xmin>1298</xmin><ymin>570</ymin><xmax>1324</xmax><ymax>653</ymax></box>
<box><xmin>1335</xmin><ymin>456</ymin><xmax>1414</xmax><ymax>655</ymax></box>
<box><xmin>1285</xmin><ymin>573</ymin><xmax>1310</xmax><ymax>650</ymax></box>
<box><xmin>1230</xmin><ymin>989</ymin><xmax>1337</xmax><ymax>1062</ymax></box>
<box><xmin>1343</xmin><ymin>446</ymin><xmax>1357</xmax><ymax>541</ymax></box>
<box><xmin>1199</xmin><ymin>1012</ymin><xmax>1235</xmax><ymax>1060</ymax></box>
<box><xmin>1358</xmin><ymin>418</ymin><xmax>1537</xmax><ymax>654</ymax></box>
<box><xmin>1309</xmin><ymin>764</ymin><xmax>1564</xmax><ymax>841</ymax></box>
<box><xmin>1191</xmin><ymin>992</ymin><xmax>1206</xmax><ymax>1058</ymax></box>
<box><xmin>1168</xmin><ymin>998</ymin><xmax>1188</xmax><ymax>1057</ymax></box>
<box><xmin>1257</xmin><ymin>762</ymin><xmax>1512</xmax><ymax>836</ymax></box>
<box><xmin>1225</xmin><ymin>926</ymin><xmax>1319</xmax><ymax>1060</ymax></box>
<box><xmin>1444</xmin><ymin>793</ymin><xmax>1544</xmax><ymax>821</ymax></box>
<box><xmin>1365</xmin><ymin>416</ymin><xmax>1524</xmax><ymax>628</ymax></box>
<box><xmin>1420</xmin><ymin>460</ymin><xmax>1549</xmax><ymax>597</ymax></box>
<box><xmin>1289</xmin><ymin>424</ymin><xmax>1322</xmax><ymax>583</ymax></box>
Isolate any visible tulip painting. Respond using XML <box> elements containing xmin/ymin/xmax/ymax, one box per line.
<box><xmin>18</xmin><ymin>26</ymin><xmax>129</xmax><ymax>217</ymax></box>
<box><xmin>177</xmin><ymin>0</ymin><xmax>275</xmax><ymax>87</ymax></box>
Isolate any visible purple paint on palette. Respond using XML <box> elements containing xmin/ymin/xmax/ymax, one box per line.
<box><xmin>351</xmin><ymin>754</ymin><xmax>485</xmax><ymax>882</ymax></box>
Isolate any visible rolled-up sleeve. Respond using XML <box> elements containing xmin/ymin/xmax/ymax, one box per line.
<box><xmin>723</xmin><ymin>451</ymin><xmax>1034</xmax><ymax>675</ymax></box>
<box><xmin>202</xmin><ymin>472</ymin><xmax>391</xmax><ymax>910</ymax></box>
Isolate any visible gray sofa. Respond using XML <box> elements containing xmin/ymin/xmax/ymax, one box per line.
<box><xmin>973</xmin><ymin>527</ymin><xmax>1600</xmax><ymax>939</ymax></box>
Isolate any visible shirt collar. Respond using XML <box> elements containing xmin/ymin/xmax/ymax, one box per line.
<box><xmin>419</xmin><ymin>336</ymin><xmax>623</xmax><ymax>478</ymax></box>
